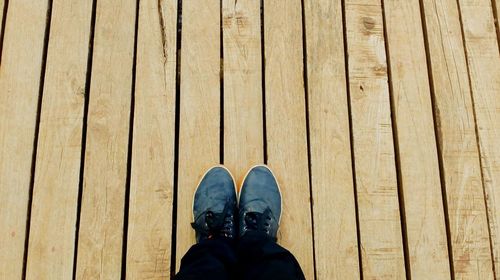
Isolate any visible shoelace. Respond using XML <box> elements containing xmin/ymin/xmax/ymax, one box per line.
<box><xmin>244</xmin><ymin>208</ymin><xmax>273</xmax><ymax>235</ymax></box>
<box><xmin>191</xmin><ymin>203</ymin><xmax>234</xmax><ymax>239</ymax></box>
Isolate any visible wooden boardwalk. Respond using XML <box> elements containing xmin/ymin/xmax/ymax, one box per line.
<box><xmin>0</xmin><ymin>0</ymin><xmax>499</xmax><ymax>279</ymax></box>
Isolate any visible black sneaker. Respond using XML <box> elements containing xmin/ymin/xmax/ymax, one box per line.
<box><xmin>191</xmin><ymin>166</ymin><xmax>237</xmax><ymax>243</ymax></box>
<box><xmin>238</xmin><ymin>165</ymin><xmax>282</xmax><ymax>240</ymax></box>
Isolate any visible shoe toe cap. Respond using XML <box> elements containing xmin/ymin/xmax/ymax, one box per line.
<box><xmin>240</xmin><ymin>165</ymin><xmax>281</xmax><ymax>221</ymax></box>
<box><xmin>193</xmin><ymin>166</ymin><xmax>236</xmax><ymax>216</ymax></box>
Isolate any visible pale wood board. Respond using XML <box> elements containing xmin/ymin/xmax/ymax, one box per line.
<box><xmin>303</xmin><ymin>0</ymin><xmax>360</xmax><ymax>279</ymax></box>
<box><xmin>458</xmin><ymin>0</ymin><xmax>500</xmax><ymax>276</ymax></box>
<box><xmin>175</xmin><ymin>0</ymin><xmax>221</xmax><ymax>271</ymax></box>
<box><xmin>383</xmin><ymin>0</ymin><xmax>451</xmax><ymax>278</ymax></box>
<box><xmin>344</xmin><ymin>0</ymin><xmax>406</xmax><ymax>278</ymax></box>
<box><xmin>222</xmin><ymin>0</ymin><xmax>264</xmax><ymax>182</ymax></box>
<box><xmin>24</xmin><ymin>0</ymin><xmax>92</xmax><ymax>278</ymax></box>
<box><xmin>126</xmin><ymin>0</ymin><xmax>177</xmax><ymax>278</ymax></box>
<box><xmin>263</xmin><ymin>0</ymin><xmax>314</xmax><ymax>278</ymax></box>
<box><xmin>0</xmin><ymin>0</ymin><xmax>49</xmax><ymax>278</ymax></box>
<box><xmin>75</xmin><ymin>0</ymin><xmax>136</xmax><ymax>278</ymax></box>
<box><xmin>421</xmin><ymin>0</ymin><xmax>495</xmax><ymax>278</ymax></box>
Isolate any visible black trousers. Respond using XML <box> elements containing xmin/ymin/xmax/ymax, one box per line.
<box><xmin>174</xmin><ymin>231</ymin><xmax>305</xmax><ymax>280</ymax></box>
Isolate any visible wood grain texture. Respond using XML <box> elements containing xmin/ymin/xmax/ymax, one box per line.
<box><xmin>303</xmin><ymin>0</ymin><xmax>360</xmax><ymax>279</ymax></box>
<box><xmin>0</xmin><ymin>0</ymin><xmax>49</xmax><ymax>278</ymax></box>
<box><xmin>75</xmin><ymin>0</ymin><xmax>136</xmax><ymax>278</ymax></box>
<box><xmin>345</xmin><ymin>0</ymin><xmax>405</xmax><ymax>278</ymax></box>
<box><xmin>263</xmin><ymin>0</ymin><xmax>314</xmax><ymax>278</ymax></box>
<box><xmin>175</xmin><ymin>0</ymin><xmax>221</xmax><ymax>271</ymax></box>
<box><xmin>458</xmin><ymin>0</ymin><xmax>500</xmax><ymax>276</ymax></box>
<box><xmin>126</xmin><ymin>0</ymin><xmax>177</xmax><ymax>279</ymax></box>
<box><xmin>24</xmin><ymin>0</ymin><xmax>92</xmax><ymax>278</ymax></box>
<box><xmin>383</xmin><ymin>0</ymin><xmax>450</xmax><ymax>278</ymax></box>
<box><xmin>222</xmin><ymin>0</ymin><xmax>263</xmax><ymax>182</ymax></box>
<box><xmin>421</xmin><ymin>0</ymin><xmax>495</xmax><ymax>278</ymax></box>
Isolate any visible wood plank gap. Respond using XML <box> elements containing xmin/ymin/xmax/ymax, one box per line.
<box><xmin>491</xmin><ymin>0</ymin><xmax>500</xmax><ymax>52</ymax></box>
<box><xmin>170</xmin><ymin>0</ymin><xmax>183</xmax><ymax>277</ymax></box>
<box><xmin>220</xmin><ymin>0</ymin><xmax>224</xmax><ymax>165</ymax></box>
<box><xmin>340</xmin><ymin>0</ymin><xmax>364</xmax><ymax>278</ymax></box>
<box><xmin>455</xmin><ymin>0</ymin><xmax>499</xmax><ymax>277</ymax></box>
<box><xmin>72</xmin><ymin>0</ymin><xmax>97</xmax><ymax>278</ymax></box>
<box><xmin>299</xmin><ymin>0</ymin><xmax>317</xmax><ymax>278</ymax></box>
<box><xmin>379</xmin><ymin>0</ymin><xmax>412</xmax><ymax>278</ymax></box>
<box><xmin>416</xmin><ymin>0</ymin><xmax>457</xmax><ymax>278</ymax></box>
<box><xmin>120</xmin><ymin>0</ymin><xmax>139</xmax><ymax>279</ymax></box>
<box><xmin>0</xmin><ymin>0</ymin><xmax>8</xmax><ymax>63</ymax></box>
<box><xmin>21</xmin><ymin>0</ymin><xmax>54</xmax><ymax>277</ymax></box>
<box><xmin>260</xmin><ymin>0</ymin><xmax>267</xmax><ymax>164</ymax></box>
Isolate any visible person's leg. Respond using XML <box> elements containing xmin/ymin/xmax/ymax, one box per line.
<box><xmin>174</xmin><ymin>166</ymin><xmax>238</xmax><ymax>280</ymax></box>
<box><xmin>237</xmin><ymin>165</ymin><xmax>305</xmax><ymax>280</ymax></box>
<box><xmin>174</xmin><ymin>238</ymin><xmax>237</xmax><ymax>280</ymax></box>
<box><xmin>237</xmin><ymin>231</ymin><xmax>305</xmax><ymax>280</ymax></box>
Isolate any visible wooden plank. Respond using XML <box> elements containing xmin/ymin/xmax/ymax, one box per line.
<box><xmin>75</xmin><ymin>0</ymin><xmax>136</xmax><ymax>278</ymax></box>
<box><xmin>383</xmin><ymin>0</ymin><xmax>450</xmax><ymax>278</ymax></box>
<box><xmin>222</xmin><ymin>0</ymin><xmax>263</xmax><ymax>182</ymax></box>
<box><xmin>344</xmin><ymin>0</ymin><xmax>406</xmax><ymax>278</ymax></box>
<box><xmin>24</xmin><ymin>0</ymin><xmax>93</xmax><ymax>278</ymax></box>
<box><xmin>303</xmin><ymin>0</ymin><xmax>360</xmax><ymax>279</ymax></box>
<box><xmin>125</xmin><ymin>0</ymin><xmax>177</xmax><ymax>278</ymax></box>
<box><xmin>0</xmin><ymin>0</ymin><xmax>50</xmax><ymax>278</ymax></box>
<box><xmin>458</xmin><ymin>0</ymin><xmax>500</xmax><ymax>276</ymax></box>
<box><xmin>175</xmin><ymin>0</ymin><xmax>220</xmax><ymax>271</ymax></box>
<box><xmin>263</xmin><ymin>0</ymin><xmax>314</xmax><ymax>278</ymax></box>
<box><xmin>421</xmin><ymin>0</ymin><xmax>495</xmax><ymax>278</ymax></box>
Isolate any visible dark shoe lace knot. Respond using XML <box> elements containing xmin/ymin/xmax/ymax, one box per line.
<box><xmin>243</xmin><ymin>208</ymin><xmax>273</xmax><ymax>234</ymax></box>
<box><xmin>191</xmin><ymin>203</ymin><xmax>234</xmax><ymax>240</ymax></box>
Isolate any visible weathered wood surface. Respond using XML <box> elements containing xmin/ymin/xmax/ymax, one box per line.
<box><xmin>458</xmin><ymin>0</ymin><xmax>500</xmax><ymax>276</ymax></box>
<box><xmin>345</xmin><ymin>0</ymin><xmax>405</xmax><ymax>278</ymax></box>
<box><xmin>222</xmin><ymin>0</ymin><xmax>264</xmax><ymax>183</ymax></box>
<box><xmin>126</xmin><ymin>0</ymin><xmax>177</xmax><ymax>278</ymax></box>
<box><xmin>75</xmin><ymin>0</ymin><xmax>136</xmax><ymax>278</ymax></box>
<box><xmin>304</xmin><ymin>0</ymin><xmax>361</xmax><ymax>278</ymax></box>
<box><xmin>0</xmin><ymin>1</ymin><xmax>50</xmax><ymax>278</ymax></box>
<box><xmin>175</xmin><ymin>0</ymin><xmax>221</xmax><ymax>271</ymax></box>
<box><xmin>383</xmin><ymin>0</ymin><xmax>450</xmax><ymax>278</ymax></box>
<box><xmin>0</xmin><ymin>1</ymin><xmax>498</xmax><ymax>278</ymax></box>
<box><xmin>422</xmin><ymin>0</ymin><xmax>495</xmax><ymax>278</ymax></box>
<box><xmin>25</xmin><ymin>0</ymin><xmax>93</xmax><ymax>278</ymax></box>
<box><xmin>264</xmin><ymin>0</ymin><xmax>314</xmax><ymax>278</ymax></box>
